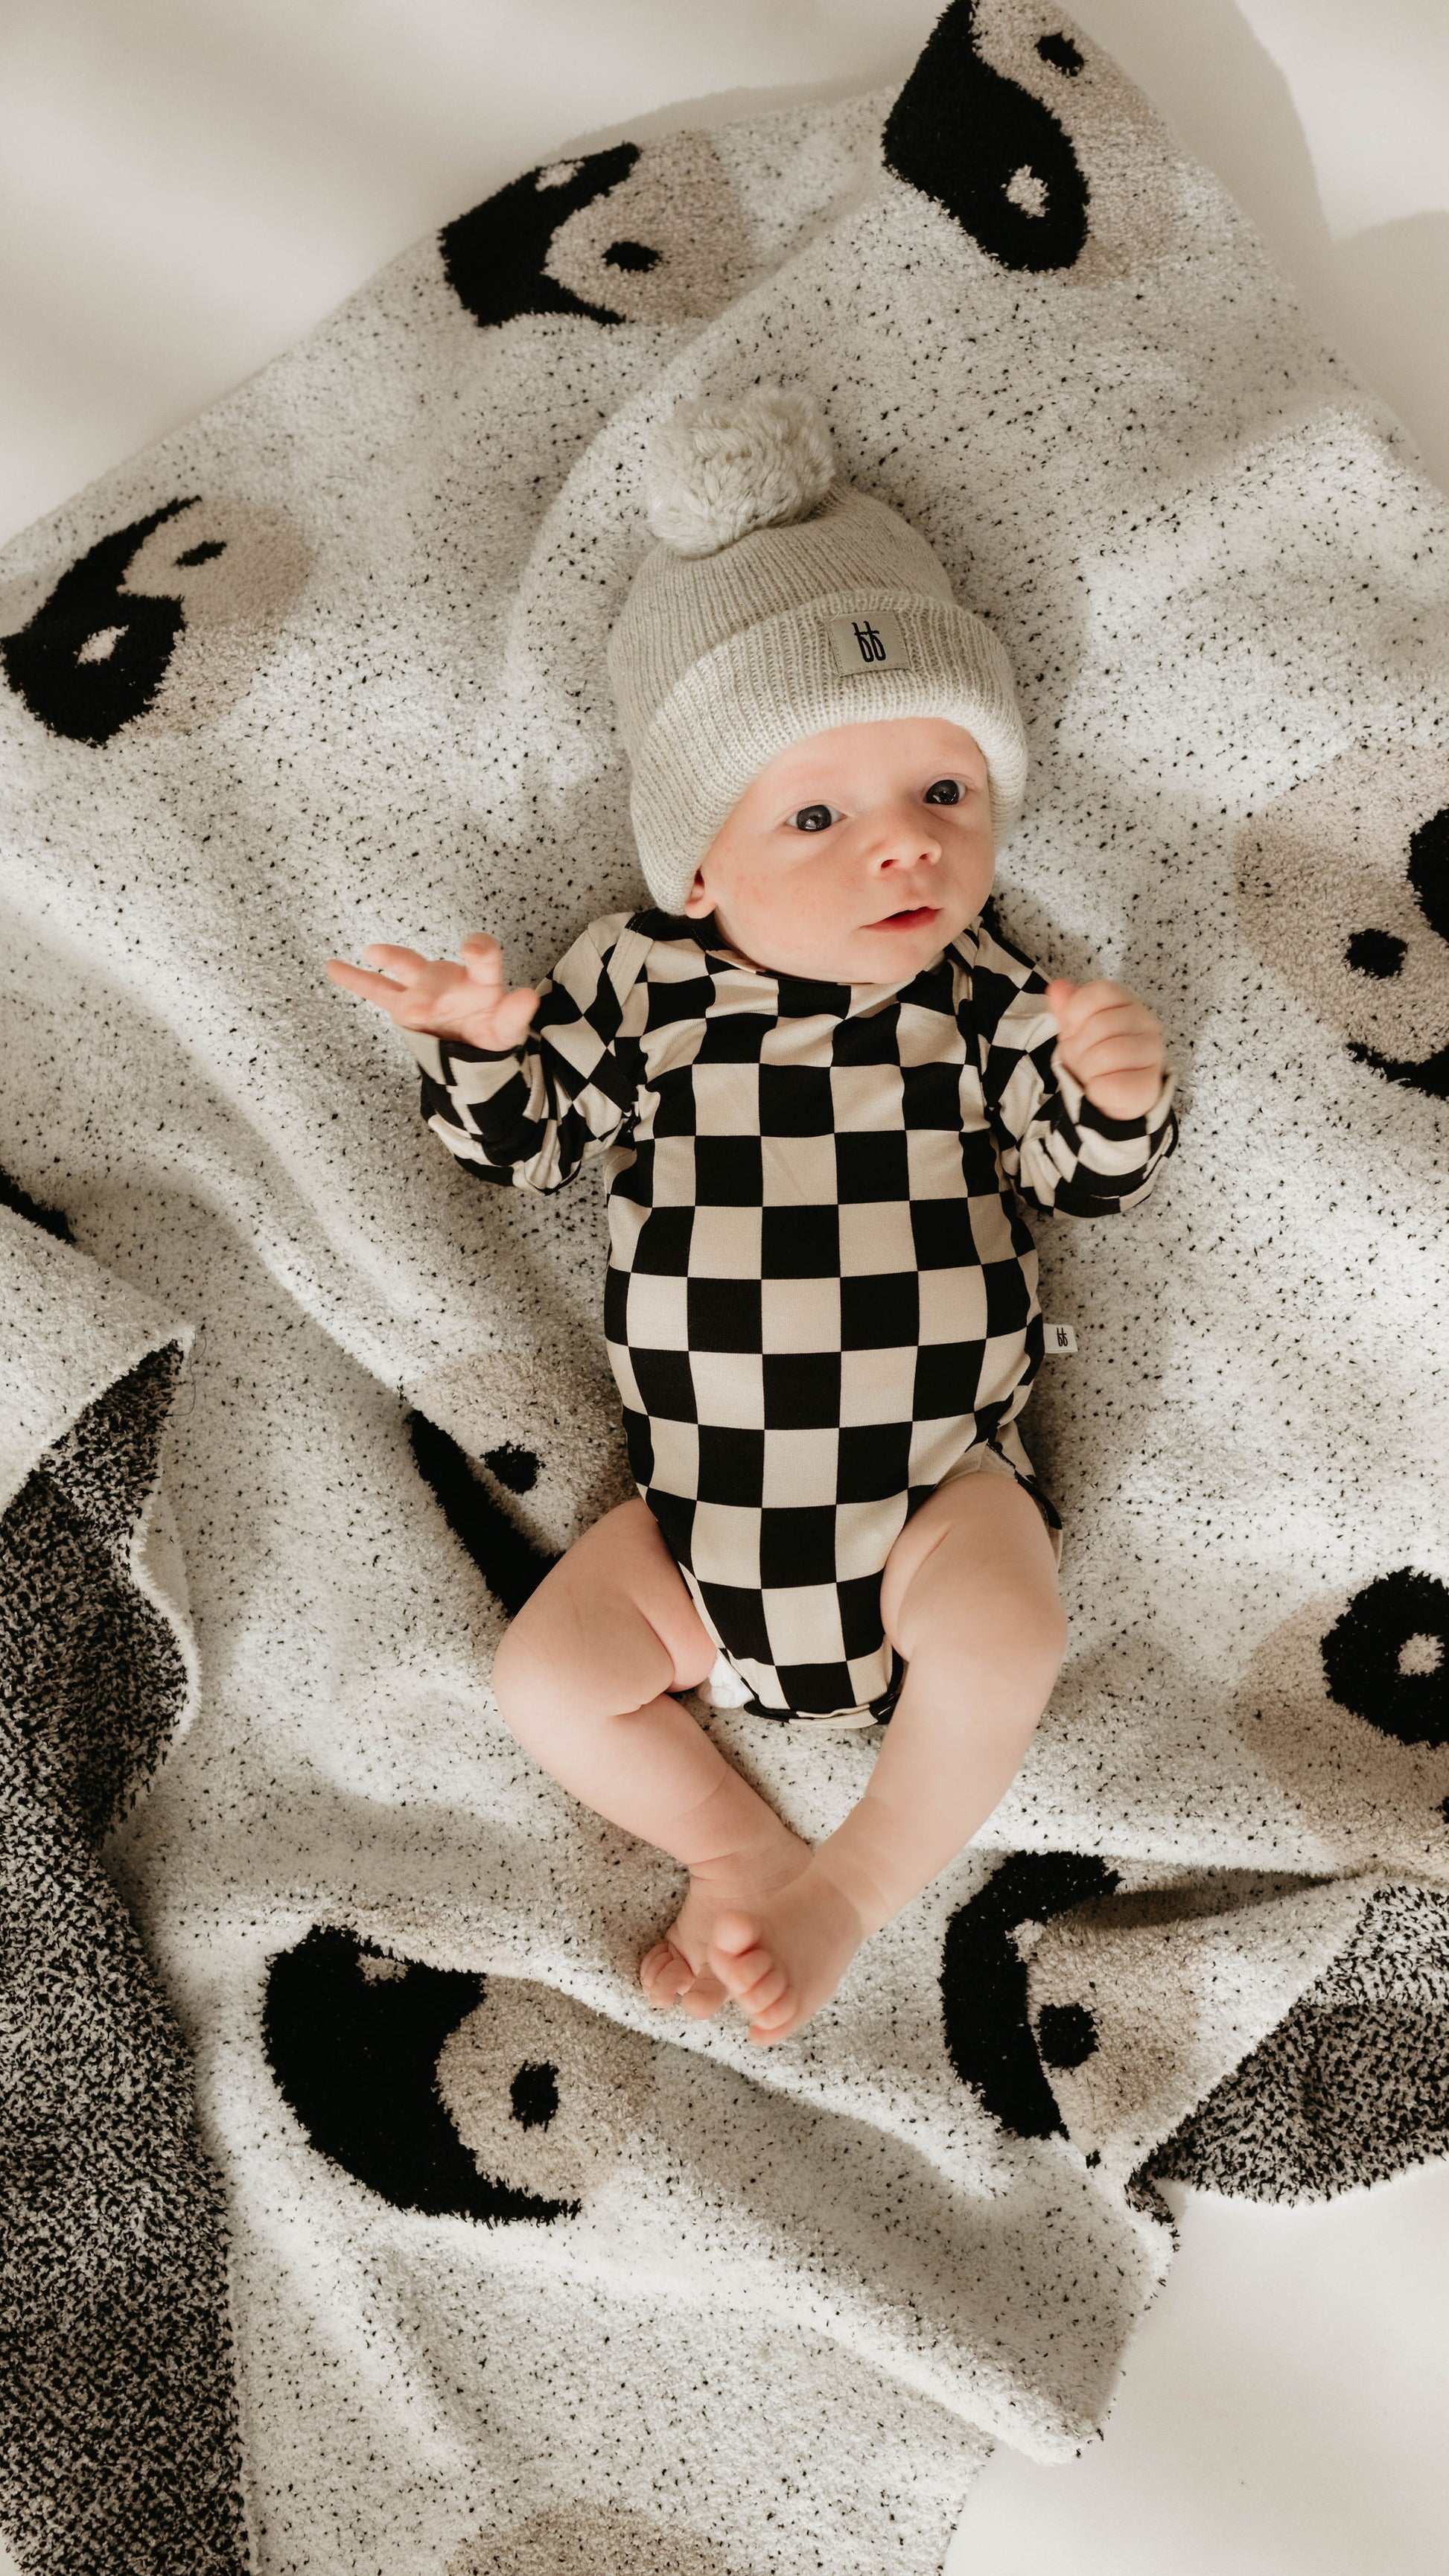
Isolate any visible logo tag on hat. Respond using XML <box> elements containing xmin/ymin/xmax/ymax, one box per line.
<box><xmin>827</xmin><ymin>610</ymin><xmax>911</xmax><ymax>675</ymax></box>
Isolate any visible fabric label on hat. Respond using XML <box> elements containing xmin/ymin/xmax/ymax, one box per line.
<box><xmin>827</xmin><ymin>610</ymin><xmax>911</xmax><ymax>675</ymax></box>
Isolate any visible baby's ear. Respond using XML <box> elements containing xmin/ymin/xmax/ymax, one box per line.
<box><xmin>680</xmin><ymin>870</ymin><xmax>712</xmax><ymax>918</ymax></box>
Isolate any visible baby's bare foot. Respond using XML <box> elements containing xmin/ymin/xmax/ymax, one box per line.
<box><xmin>704</xmin><ymin>1857</ymin><xmax>868</xmax><ymax>2044</ymax></box>
<box><xmin>640</xmin><ymin>1817</ymin><xmax>814</xmax><ymax>2022</ymax></box>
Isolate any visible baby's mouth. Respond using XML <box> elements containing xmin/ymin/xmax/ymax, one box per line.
<box><xmin>870</xmin><ymin>905</ymin><xmax>940</xmax><ymax>929</ymax></box>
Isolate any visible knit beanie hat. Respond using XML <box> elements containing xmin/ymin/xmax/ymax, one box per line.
<box><xmin>607</xmin><ymin>385</ymin><xmax>1028</xmax><ymax>914</ymax></box>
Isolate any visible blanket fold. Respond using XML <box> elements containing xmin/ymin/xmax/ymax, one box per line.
<box><xmin>0</xmin><ymin>1211</ymin><xmax>249</xmax><ymax>2574</ymax></box>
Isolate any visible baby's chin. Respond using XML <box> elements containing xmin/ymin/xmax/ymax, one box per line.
<box><xmin>764</xmin><ymin>905</ymin><xmax>965</xmax><ymax>981</ymax></box>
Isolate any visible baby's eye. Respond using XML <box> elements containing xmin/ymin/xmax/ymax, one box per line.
<box><xmin>786</xmin><ymin>803</ymin><xmax>841</xmax><ymax>833</ymax></box>
<box><xmin>923</xmin><ymin>777</ymin><xmax>965</xmax><ymax>805</ymax></box>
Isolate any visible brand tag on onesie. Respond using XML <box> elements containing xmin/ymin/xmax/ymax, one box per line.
<box><xmin>1042</xmin><ymin>1321</ymin><xmax>1077</xmax><ymax>1354</ymax></box>
<box><xmin>827</xmin><ymin>609</ymin><xmax>910</xmax><ymax>675</ymax></box>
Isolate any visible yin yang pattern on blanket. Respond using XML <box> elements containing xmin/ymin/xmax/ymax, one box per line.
<box><xmin>939</xmin><ymin>1852</ymin><xmax>1120</xmax><ymax>2142</ymax></box>
<box><xmin>263</xmin><ymin>1925</ymin><xmax>657</xmax><ymax>2222</ymax></box>
<box><xmin>1146</xmin><ymin>1884</ymin><xmax>1449</xmax><ymax>2204</ymax></box>
<box><xmin>0</xmin><ymin>493</ymin><xmax>310</xmax><ymax>745</ymax></box>
<box><xmin>1319</xmin><ymin>1566</ymin><xmax>1449</xmax><ymax>1752</ymax></box>
<box><xmin>407</xmin><ymin>1411</ymin><xmax>558</xmax><ymax>1617</ymax></box>
<box><xmin>882</xmin><ymin>0</ymin><xmax>1182</xmax><ymax>284</ymax></box>
<box><xmin>440</xmin><ymin>131</ymin><xmax>754</xmax><ymax>331</ymax></box>
<box><xmin>5</xmin><ymin>0</ymin><xmax>1449</xmax><ymax>2550</ymax></box>
<box><xmin>977</xmin><ymin>1558</ymin><xmax>1449</xmax><ymax>2187</ymax></box>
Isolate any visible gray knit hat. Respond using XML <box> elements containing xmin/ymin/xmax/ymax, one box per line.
<box><xmin>607</xmin><ymin>385</ymin><xmax>1028</xmax><ymax>914</ymax></box>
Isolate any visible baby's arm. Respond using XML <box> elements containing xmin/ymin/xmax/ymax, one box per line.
<box><xmin>327</xmin><ymin>919</ymin><xmax>643</xmax><ymax>1191</ymax></box>
<box><xmin>969</xmin><ymin>925</ymin><xmax>1179</xmax><ymax>1217</ymax></box>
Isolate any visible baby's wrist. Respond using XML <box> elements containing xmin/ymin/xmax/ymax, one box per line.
<box><xmin>1077</xmin><ymin>1062</ymin><xmax>1168</xmax><ymax>1120</ymax></box>
<box><xmin>449</xmin><ymin>1021</ymin><xmax>520</xmax><ymax>1059</ymax></box>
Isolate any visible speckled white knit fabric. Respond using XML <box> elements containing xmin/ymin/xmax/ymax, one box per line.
<box><xmin>1</xmin><ymin>7</ymin><xmax>1448</xmax><ymax>2573</ymax></box>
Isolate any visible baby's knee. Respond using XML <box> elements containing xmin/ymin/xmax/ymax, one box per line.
<box><xmin>985</xmin><ymin>1549</ymin><xmax>1067</xmax><ymax>1658</ymax></box>
<box><xmin>489</xmin><ymin>1566</ymin><xmax>680</xmax><ymax>1735</ymax></box>
<box><xmin>956</xmin><ymin>1582</ymin><xmax>1066</xmax><ymax>1686</ymax></box>
<box><xmin>490</xmin><ymin>1592</ymin><xmax>603</xmax><ymax>1727</ymax></box>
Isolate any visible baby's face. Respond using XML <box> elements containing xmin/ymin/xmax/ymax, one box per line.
<box><xmin>683</xmin><ymin>716</ymin><xmax>994</xmax><ymax>983</ymax></box>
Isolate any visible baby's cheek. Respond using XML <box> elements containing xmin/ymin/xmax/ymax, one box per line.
<box><xmin>733</xmin><ymin>861</ymin><xmax>809</xmax><ymax>931</ymax></box>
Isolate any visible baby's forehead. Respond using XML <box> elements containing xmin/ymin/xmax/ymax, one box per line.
<box><xmin>753</xmin><ymin>716</ymin><xmax>986</xmax><ymax>790</ymax></box>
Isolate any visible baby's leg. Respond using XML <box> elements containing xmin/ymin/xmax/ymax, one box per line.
<box><xmin>706</xmin><ymin>1474</ymin><xmax>1068</xmax><ymax>2043</ymax></box>
<box><xmin>489</xmin><ymin>1499</ymin><xmax>812</xmax><ymax>2018</ymax></box>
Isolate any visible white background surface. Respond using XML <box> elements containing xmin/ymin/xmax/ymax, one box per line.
<box><xmin>2</xmin><ymin>5</ymin><xmax>1448</xmax><ymax>2572</ymax></box>
<box><xmin>2</xmin><ymin>0</ymin><xmax>1448</xmax><ymax>548</ymax></box>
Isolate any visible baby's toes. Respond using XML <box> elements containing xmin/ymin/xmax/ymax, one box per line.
<box><xmin>639</xmin><ymin>1939</ymin><xmax>695</xmax><ymax>2006</ymax></box>
<box><xmin>678</xmin><ymin>1966</ymin><xmax>729</xmax><ymax>2018</ymax></box>
<box><xmin>708</xmin><ymin>1920</ymin><xmax>783</xmax><ymax>2009</ymax></box>
<box><xmin>746</xmin><ymin>1987</ymin><xmax>801</xmax><ymax>2041</ymax></box>
<box><xmin>708</xmin><ymin>1908</ymin><xmax>763</xmax><ymax>1975</ymax></box>
<box><xmin>733</xmin><ymin>1956</ymin><xmax>790</xmax><ymax>2019</ymax></box>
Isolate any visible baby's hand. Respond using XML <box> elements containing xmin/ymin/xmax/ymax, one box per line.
<box><xmin>1042</xmin><ymin>977</ymin><xmax>1166</xmax><ymax>1121</ymax></box>
<box><xmin>325</xmin><ymin>933</ymin><xmax>539</xmax><ymax>1053</ymax></box>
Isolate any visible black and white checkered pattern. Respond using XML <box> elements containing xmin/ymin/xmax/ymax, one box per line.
<box><xmin>408</xmin><ymin>905</ymin><xmax>1179</xmax><ymax>1720</ymax></box>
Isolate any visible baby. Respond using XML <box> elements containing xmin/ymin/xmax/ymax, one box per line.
<box><xmin>328</xmin><ymin>387</ymin><xmax>1178</xmax><ymax>2048</ymax></box>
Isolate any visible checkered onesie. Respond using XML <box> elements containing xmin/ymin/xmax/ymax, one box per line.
<box><xmin>405</xmin><ymin>905</ymin><xmax>1179</xmax><ymax>1722</ymax></box>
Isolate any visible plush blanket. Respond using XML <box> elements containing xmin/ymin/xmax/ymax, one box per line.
<box><xmin>2</xmin><ymin>5</ymin><xmax>1448</xmax><ymax>2570</ymax></box>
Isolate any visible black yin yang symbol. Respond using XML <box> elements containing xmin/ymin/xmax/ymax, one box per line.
<box><xmin>1344</xmin><ymin>805</ymin><xmax>1449</xmax><ymax>1099</ymax></box>
<box><xmin>264</xmin><ymin>1927</ymin><xmax>655</xmax><ymax>2222</ymax></box>
<box><xmin>940</xmin><ymin>1851</ymin><xmax>1118</xmax><ymax>2137</ymax></box>
<box><xmin>1321</xmin><ymin>1567</ymin><xmax>1449</xmax><ymax>1750</ymax></box>
<box><xmin>1</xmin><ymin>493</ymin><xmax>311</xmax><ymax>747</ymax></box>
<box><xmin>884</xmin><ymin>1</ymin><xmax>1090</xmax><ymax>272</ymax></box>
<box><xmin>2</xmin><ymin>500</ymin><xmax>194</xmax><ymax>745</ymax></box>
<box><xmin>440</xmin><ymin>131</ymin><xmax>752</xmax><ymax>332</ymax></box>
<box><xmin>442</xmin><ymin>143</ymin><xmax>639</xmax><ymax>327</ymax></box>
<box><xmin>261</xmin><ymin>1927</ymin><xmax>571</xmax><ymax>2220</ymax></box>
<box><xmin>408</xmin><ymin>1412</ymin><xmax>555</xmax><ymax>1616</ymax></box>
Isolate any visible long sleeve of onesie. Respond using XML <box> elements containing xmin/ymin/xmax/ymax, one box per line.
<box><xmin>400</xmin><ymin>914</ymin><xmax>647</xmax><ymax>1193</ymax></box>
<box><xmin>965</xmin><ymin>916</ymin><xmax>1179</xmax><ymax>1217</ymax></box>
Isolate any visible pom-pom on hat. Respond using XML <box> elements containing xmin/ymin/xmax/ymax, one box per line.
<box><xmin>643</xmin><ymin>384</ymin><xmax>836</xmax><ymax>556</ymax></box>
<box><xmin>608</xmin><ymin>384</ymin><xmax>1028</xmax><ymax>915</ymax></box>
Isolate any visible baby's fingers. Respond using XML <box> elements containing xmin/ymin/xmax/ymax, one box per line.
<box><xmin>1048</xmin><ymin>978</ymin><xmax>1130</xmax><ymax>1035</ymax></box>
<box><xmin>326</xmin><ymin>947</ymin><xmax>459</xmax><ymax>1028</ymax></box>
<box><xmin>325</xmin><ymin>953</ymin><xmax>429</xmax><ymax>1012</ymax></box>
<box><xmin>461</xmin><ymin>934</ymin><xmax>506</xmax><ymax>986</ymax></box>
<box><xmin>363</xmin><ymin>942</ymin><xmax>433</xmax><ymax>984</ymax></box>
<box><xmin>325</xmin><ymin>956</ymin><xmax>387</xmax><ymax>999</ymax></box>
<box><xmin>459</xmin><ymin>940</ymin><xmax>538</xmax><ymax>1043</ymax></box>
<box><xmin>489</xmin><ymin>984</ymin><xmax>541</xmax><ymax>1045</ymax></box>
<box><xmin>1069</xmin><ymin>1027</ymin><xmax>1161</xmax><ymax>1080</ymax></box>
